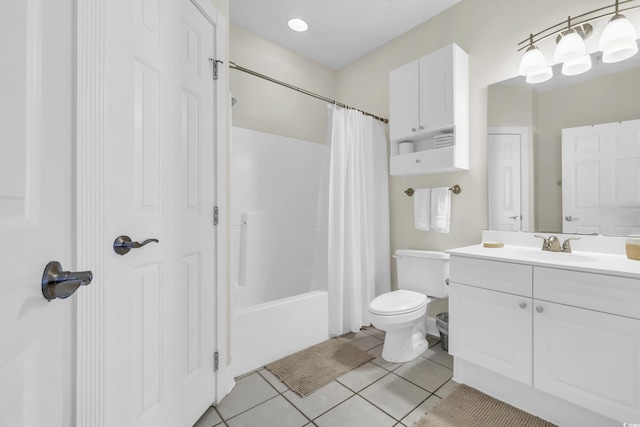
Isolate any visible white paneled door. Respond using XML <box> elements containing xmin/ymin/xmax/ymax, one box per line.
<box><xmin>562</xmin><ymin>120</ymin><xmax>640</xmax><ymax>235</ymax></box>
<box><xmin>102</xmin><ymin>0</ymin><xmax>218</xmax><ymax>425</ymax></box>
<box><xmin>488</xmin><ymin>132</ymin><xmax>522</xmax><ymax>231</ymax></box>
<box><xmin>0</xmin><ymin>0</ymin><xmax>73</xmax><ymax>426</ymax></box>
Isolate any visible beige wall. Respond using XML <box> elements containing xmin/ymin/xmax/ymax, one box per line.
<box><xmin>228</xmin><ymin>0</ymin><xmax>634</xmax><ymax>314</ymax></box>
<box><xmin>230</xmin><ymin>25</ymin><xmax>337</xmax><ymax>144</ymax></box>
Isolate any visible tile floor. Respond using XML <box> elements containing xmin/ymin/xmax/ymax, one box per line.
<box><xmin>194</xmin><ymin>327</ymin><xmax>459</xmax><ymax>427</ymax></box>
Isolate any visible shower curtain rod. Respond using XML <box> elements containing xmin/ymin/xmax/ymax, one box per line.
<box><xmin>229</xmin><ymin>61</ymin><xmax>389</xmax><ymax>124</ymax></box>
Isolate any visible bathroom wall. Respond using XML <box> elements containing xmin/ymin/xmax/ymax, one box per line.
<box><xmin>335</xmin><ymin>0</ymin><xmax>638</xmax><ymax>315</ymax></box>
<box><xmin>230</xmin><ymin>25</ymin><xmax>337</xmax><ymax>145</ymax></box>
<box><xmin>229</xmin><ymin>0</ymin><xmax>640</xmax><ymax>317</ymax></box>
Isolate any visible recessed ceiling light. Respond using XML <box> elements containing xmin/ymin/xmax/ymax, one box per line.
<box><xmin>288</xmin><ymin>18</ymin><xmax>308</xmax><ymax>32</ymax></box>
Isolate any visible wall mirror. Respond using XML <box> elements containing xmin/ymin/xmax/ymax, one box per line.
<box><xmin>487</xmin><ymin>42</ymin><xmax>640</xmax><ymax>237</ymax></box>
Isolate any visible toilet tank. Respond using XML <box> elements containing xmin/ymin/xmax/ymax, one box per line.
<box><xmin>395</xmin><ymin>249</ymin><xmax>449</xmax><ymax>298</ymax></box>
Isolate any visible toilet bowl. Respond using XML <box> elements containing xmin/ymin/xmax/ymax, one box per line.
<box><xmin>369</xmin><ymin>250</ymin><xmax>449</xmax><ymax>363</ymax></box>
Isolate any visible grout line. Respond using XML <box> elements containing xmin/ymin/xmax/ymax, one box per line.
<box><xmin>220</xmin><ymin>394</ymin><xmax>282</xmax><ymax>424</ymax></box>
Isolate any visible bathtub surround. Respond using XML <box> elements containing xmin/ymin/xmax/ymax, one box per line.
<box><xmin>327</xmin><ymin>106</ymin><xmax>391</xmax><ymax>336</ymax></box>
<box><xmin>231</xmin><ymin>128</ymin><xmax>330</xmax><ymax>375</ymax></box>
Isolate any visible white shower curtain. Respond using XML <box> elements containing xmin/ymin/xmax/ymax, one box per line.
<box><xmin>327</xmin><ymin>105</ymin><xmax>391</xmax><ymax>336</ymax></box>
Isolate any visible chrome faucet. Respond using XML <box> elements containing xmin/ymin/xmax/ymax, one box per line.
<box><xmin>534</xmin><ymin>235</ymin><xmax>581</xmax><ymax>253</ymax></box>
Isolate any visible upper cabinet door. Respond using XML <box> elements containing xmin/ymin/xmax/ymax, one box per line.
<box><xmin>419</xmin><ymin>46</ymin><xmax>454</xmax><ymax>132</ymax></box>
<box><xmin>389</xmin><ymin>59</ymin><xmax>420</xmax><ymax>141</ymax></box>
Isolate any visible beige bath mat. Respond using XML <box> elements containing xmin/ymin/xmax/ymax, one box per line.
<box><xmin>265</xmin><ymin>337</ymin><xmax>373</xmax><ymax>397</ymax></box>
<box><xmin>412</xmin><ymin>384</ymin><xmax>557</xmax><ymax>427</ymax></box>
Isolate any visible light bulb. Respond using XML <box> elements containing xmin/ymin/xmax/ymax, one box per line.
<box><xmin>288</xmin><ymin>18</ymin><xmax>308</xmax><ymax>32</ymax></box>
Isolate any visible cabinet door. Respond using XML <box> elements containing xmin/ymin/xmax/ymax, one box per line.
<box><xmin>534</xmin><ymin>301</ymin><xmax>640</xmax><ymax>422</ymax></box>
<box><xmin>419</xmin><ymin>46</ymin><xmax>453</xmax><ymax>132</ymax></box>
<box><xmin>450</xmin><ymin>283</ymin><xmax>532</xmax><ymax>385</ymax></box>
<box><xmin>389</xmin><ymin>60</ymin><xmax>419</xmax><ymax>141</ymax></box>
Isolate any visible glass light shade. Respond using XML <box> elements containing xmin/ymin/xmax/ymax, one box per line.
<box><xmin>554</xmin><ymin>30</ymin><xmax>586</xmax><ymax>62</ymax></box>
<box><xmin>287</xmin><ymin>18</ymin><xmax>309</xmax><ymax>32</ymax></box>
<box><xmin>519</xmin><ymin>46</ymin><xmax>547</xmax><ymax>76</ymax></box>
<box><xmin>602</xmin><ymin>38</ymin><xmax>638</xmax><ymax>63</ymax></box>
<box><xmin>600</xmin><ymin>15</ymin><xmax>638</xmax><ymax>63</ymax></box>
<box><xmin>562</xmin><ymin>54</ymin><xmax>592</xmax><ymax>76</ymax></box>
<box><xmin>526</xmin><ymin>66</ymin><xmax>553</xmax><ymax>84</ymax></box>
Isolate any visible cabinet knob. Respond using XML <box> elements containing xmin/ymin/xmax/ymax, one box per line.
<box><xmin>411</xmin><ymin>128</ymin><xmax>417</xmax><ymax>132</ymax></box>
<box><xmin>536</xmin><ymin>306</ymin><xmax>544</xmax><ymax>313</ymax></box>
<box><xmin>519</xmin><ymin>302</ymin><xmax>527</xmax><ymax>309</ymax></box>
<box><xmin>419</xmin><ymin>125</ymin><xmax>424</xmax><ymax>130</ymax></box>
<box><xmin>415</xmin><ymin>159</ymin><xmax>421</xmax><ymax>164</ymax></box>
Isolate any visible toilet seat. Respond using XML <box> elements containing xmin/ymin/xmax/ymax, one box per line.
<box><xmin>369</xmin><ymin>290</ymin><xmax>428</xmax><ymax>316</ymax></box>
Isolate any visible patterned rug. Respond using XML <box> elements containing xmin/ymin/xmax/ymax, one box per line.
<box><xmin>265</xmin><ymin>337</ymin><xmax>373</xmax><ymax>397</ymax></box>
<box><xmin>412</xmin><ymin>384</ymin><xmax>557</xmax><ymax>427</ymax></box>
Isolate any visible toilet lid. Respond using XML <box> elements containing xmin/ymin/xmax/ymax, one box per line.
<box><xmin>369</xmin><ymin>290</ymin><xmax>427</xmax><ymax>315</ymax></box>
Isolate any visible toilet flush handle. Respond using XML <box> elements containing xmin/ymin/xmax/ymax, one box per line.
<box><xmin>445</xmin><ymin>278</ymin><xmax>450</xmax><ymax>286</ymax></box>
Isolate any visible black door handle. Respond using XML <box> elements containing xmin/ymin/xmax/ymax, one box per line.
<box><xmin>113</xmin><ymin>235</ymin><xmax>159</xmax><ymax>255</ymax></box>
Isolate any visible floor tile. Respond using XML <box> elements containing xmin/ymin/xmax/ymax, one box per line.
<box><xmin>393</xmin><ymin>357</ymin><xmax>452</xmax><ymax>393</ymax></box>
<box><xmin>226</xmin><ymin>396</ymin><xmax>308</xmax><ymax>427</ymax></box>
<box><xmin>216</xmin><ymin>372</ymin><xmax>279</xmax><ymax>419</ymax></box>
<box><xmin>400</xmin><ymin>394</ymin><xmax>442</xmax><ymax>426</ymax></box>
<box><xmin>283</xmin><ymin>381</ymin><xmax>353</xmax><ymax>420</ymax></box>
<box><xmin>193</xmin><ymin>406</ymin><xmax>222</xmax><ymax>427</ymax></box>
<box><xmin>258</xmin><ymin>368</ymin><xmax>289</xmax><ymax>393</ymax></box>
<box><xmin>337</xmin><ymin>361</ymin><xmax>389</xmax><ymax>392</ymax></box>
<box><xmin>368</xmin><ymin>344</ymin><xmax>403</xmax><ymax>371</ymax></box>
<box><xmin>314</xmin><ymin>395</ymin><xmax>396</xmax><ymax>427</ymax></box>
<box><xmin>341</xmin><ymin>331</ymin><xmax>384</xmax><ymax>351</ymax></box>
<box><xmin>433</xmin><ymin>379</ymin><xmax>459</xmax><ymax>399</ymax></box>
<box><xmin>420</xmin><ymin>343</ymin><xmax>453</xmax><ymax>369</ymax></box>
<box><xmin>359</xmin><ymin>373</ymin><xmax>431</xmax><ymax>420</ymax></box>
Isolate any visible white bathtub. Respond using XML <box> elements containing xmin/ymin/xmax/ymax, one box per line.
<box><xmin>233</xmin><ymin>291</ymin><xmax>329</xmax><ymax>376</ymax></box>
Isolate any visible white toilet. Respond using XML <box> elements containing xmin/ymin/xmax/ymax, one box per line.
<box><xmin>369</xmin><ymin>249</ymin><xmax>450</xmax><ymax>363</ymax></box>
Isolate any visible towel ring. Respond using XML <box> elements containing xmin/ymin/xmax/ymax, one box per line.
<box><xmin>405</xmin><ymin>185</ymin><xmax>461</xmax><ymax>197</ymax></box>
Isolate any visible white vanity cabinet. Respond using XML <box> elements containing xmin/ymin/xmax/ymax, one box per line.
<box><xmin>449</xmin><ymin>254</ymin><xmax>640</xmax><ymax>424</ymax></box>
<box><xmin>388</xmin><ymin>43</ymin><xmax>468</xmax><ymax>175</ymax></box>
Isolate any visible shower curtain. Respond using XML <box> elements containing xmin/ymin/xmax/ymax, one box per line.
<box><xmin>327</xmin><ymin>105</ymin><xmax>391</xmax><ymax>336</ymax></box>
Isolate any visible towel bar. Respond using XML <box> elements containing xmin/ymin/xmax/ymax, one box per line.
<box><xmin>405</xmin><ymin>185</ymin><xmax>461</xmax><ymax>197</ymax></box>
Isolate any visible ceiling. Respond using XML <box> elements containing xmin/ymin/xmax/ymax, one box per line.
<box><xmin>229</xmin><ymin>0</ymin><xmax>463</xmax><ymax>70</ymax></box>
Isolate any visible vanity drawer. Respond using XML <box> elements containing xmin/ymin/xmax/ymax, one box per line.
<box><xmin>534</xmin><ymin>267</ymin><xmax>640</xmax><ymax>320</ymax></box>
<box><xmin>450</xmin><ymin>256</ymin><xmax>532</xmax><ymax>297</ymax></box>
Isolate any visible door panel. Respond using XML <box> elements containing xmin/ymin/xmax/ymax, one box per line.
<box><xmin>562</xmin><ymin>120</ymin><xmax>640</xmax><ymax>235</ymax></box>
<box><xmin>534</xmin><ymin>301</ymin><xmax>640</xmax><ymax>421</ymax></box>
<box><xmin>1</xmin><ymin>0</ymin><xmax>73</xmax><ymax>425</ymax></box>
<box><xmin>103</xmin><ymin>0</ymin><xmax>216</xmax><ymax>425</ymax></box>
<box><xmin>488</xmin><ymin>133</ymin><xmax>522</xmax><ymax>231</ymax></box>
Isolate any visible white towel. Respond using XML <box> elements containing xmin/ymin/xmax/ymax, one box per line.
<box><xmin>430</xmin><ymin>187</ymin><xmax>451</xmax><ymax>233</ymax></box>
<box><xmin>414</xmin><ymin>188</ymin><xmax>431</xmax><ymax>231</ymax></box>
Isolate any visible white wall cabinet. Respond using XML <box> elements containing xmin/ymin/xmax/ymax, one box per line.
<box><xmin>389</xmin><ymin>43</ymin><xmax>468</xmax><ymax>175</ymax></box>
<box><xmin>450</xmin><ymin>256</ymin><xmax>640</xmax><ymax>424</ymax></box>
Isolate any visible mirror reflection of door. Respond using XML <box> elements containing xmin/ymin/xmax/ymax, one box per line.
<box><xmin>488</xmin><ymin>127</ymin><xmax>532</xmax><ymax>232</ymax></box>
<box><xmin>562</xmin><ymin>119</ymin><xmax>640</xmax><ymax>236</ymax></box>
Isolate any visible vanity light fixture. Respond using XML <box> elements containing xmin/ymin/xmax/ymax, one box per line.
<box><xmin>519</xmin><ymin>35</ymin><xmax>553</xmax><ymax>83</ymax></box>
<box><xmin>288</xmin><ymin>18</ymin><xmax>309</xmax><ymax>32</ymax></box>
<box><xmin>517</xmin><ymin>0</ymin><xmax>639</xmax><ymax>82</ymax></box>
<box><xmin>600</xmin><ymin>6</ymin><xmax>638</xmax><ymax>62</ymax></box>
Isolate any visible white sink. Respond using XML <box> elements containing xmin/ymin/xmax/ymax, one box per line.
<box><xmin>511</xmin><ymin>249</ymin><xmax>598</xmax><ymax>263</ymax></box>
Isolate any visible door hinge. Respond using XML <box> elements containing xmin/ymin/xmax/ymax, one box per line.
<box><xmin>208</xmin><ymin>58</ymin><xmax>223</xmax><ymax>80</ymax></box>
<box><xmin>214</xmin><ymin>206</ymin><xmax>219</xmax><ymax>226</ymax></box>
<box><xmin>214</xmin><ymin>351</ymin><xmax>219</xmax><ymax>372</ymax></box>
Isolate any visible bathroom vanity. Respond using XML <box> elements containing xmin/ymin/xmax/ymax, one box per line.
<box><xmin>448</xmin><ymin>231</ymin><xmax>640</xmax><ymax>427</ymax></box>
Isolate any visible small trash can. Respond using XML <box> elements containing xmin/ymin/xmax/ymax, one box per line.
<box><xmin>436</xmin><ymin>312</ymin><xmax>449</xmax><ymax>351</ymax></box>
